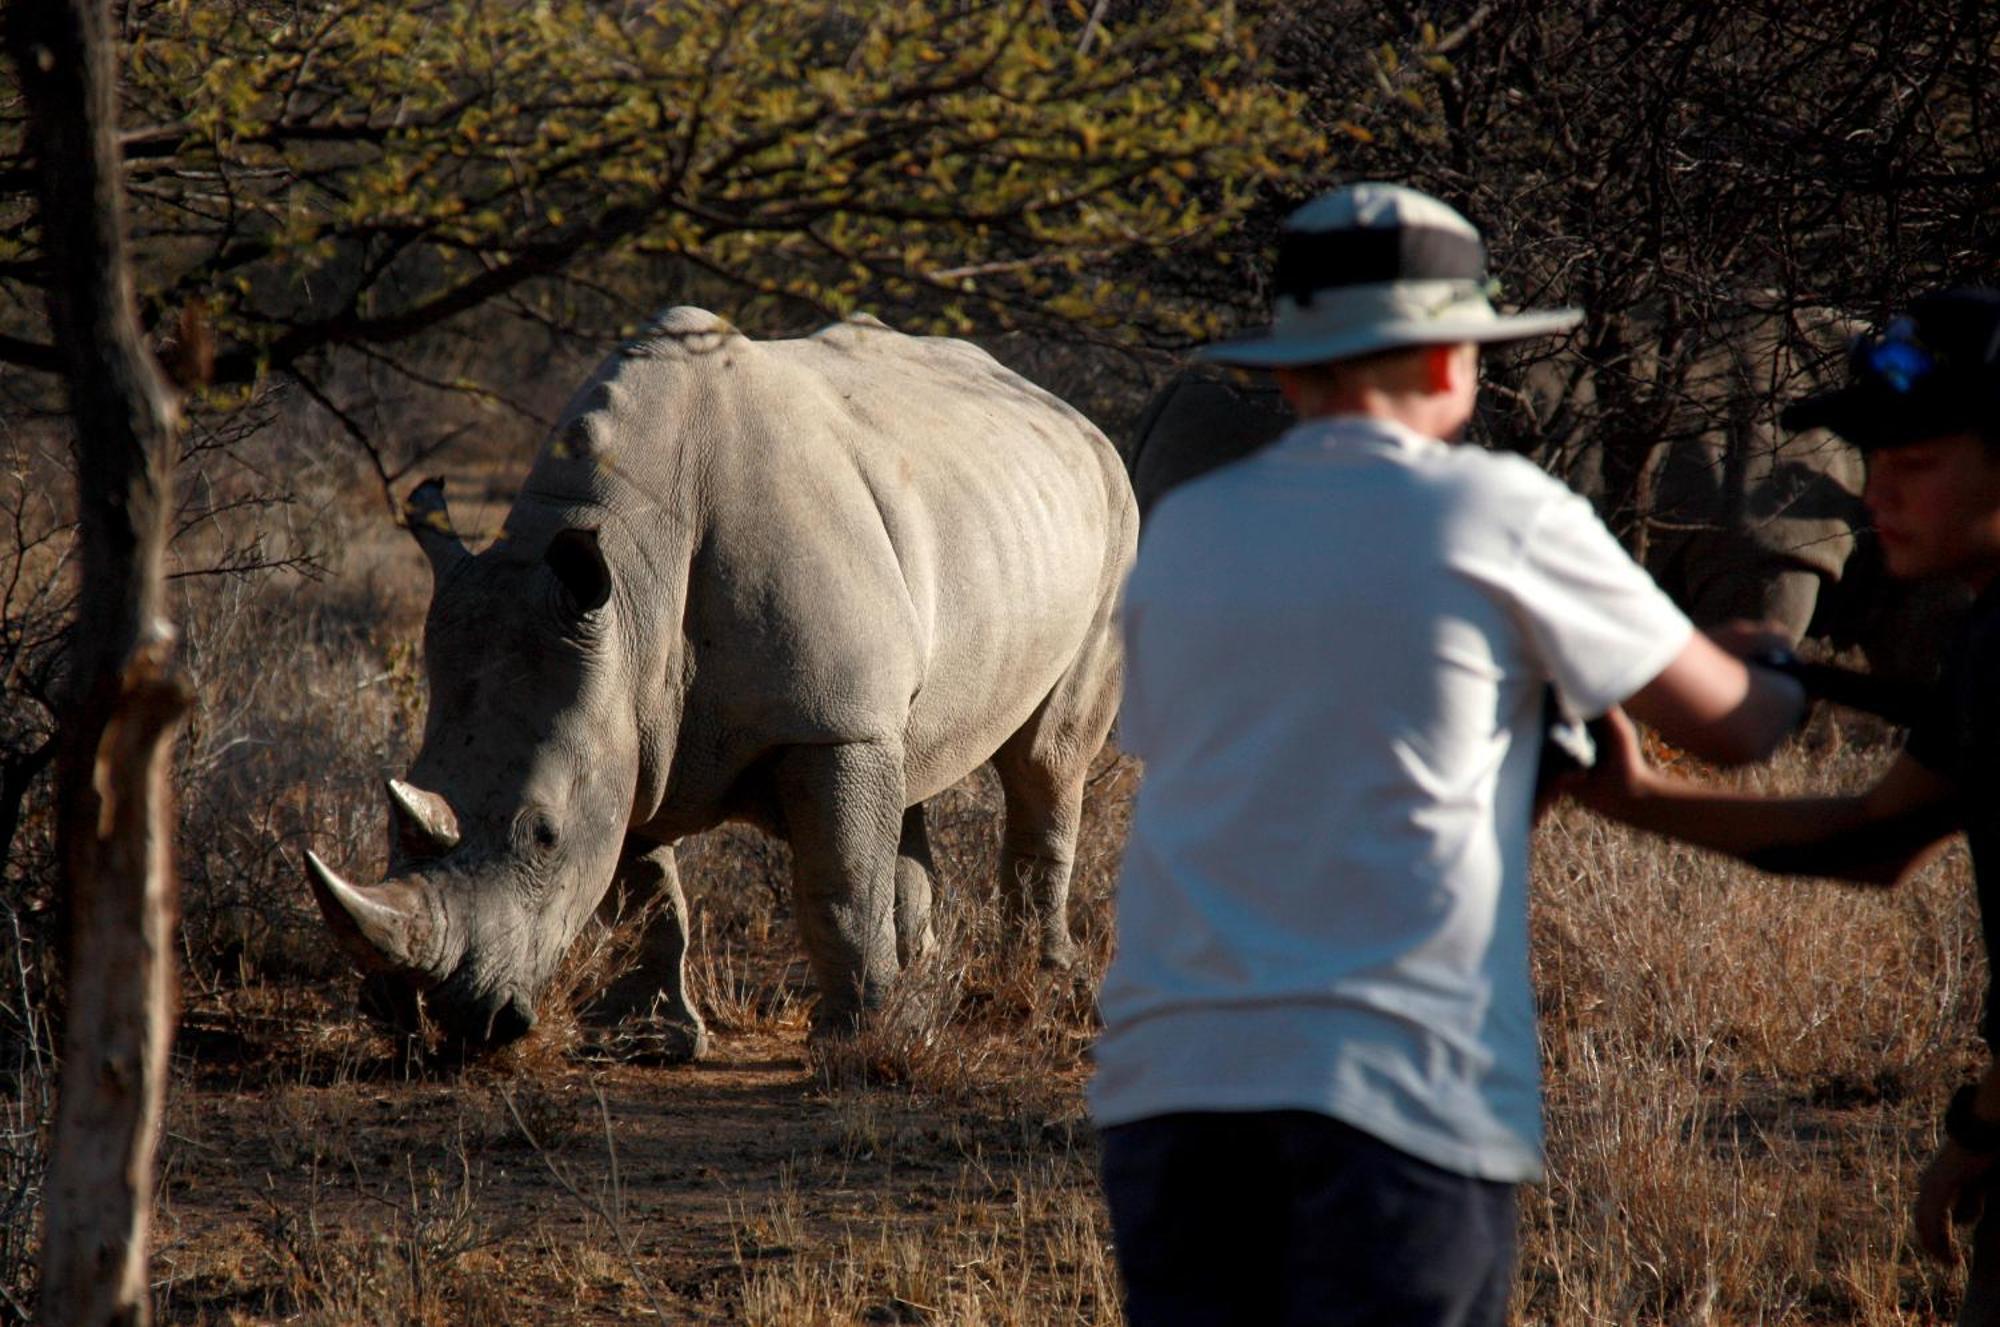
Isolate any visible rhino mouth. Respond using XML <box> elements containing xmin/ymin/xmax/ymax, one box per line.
<box><xmin>358</xmin><ymin>971</ymin><xmax>538</xmax><ymax>1051</ymax></box>
<box><xmin>308</xmin><ymin>850</ymin><xmax>549</xmax><ymax>1051</ymax></box>
<box><xmin>418</xmin><ymin>959</ymin><xmax>538</xmax><ymax>1047</ymax></box>
<box><xmin>308</xmin><ymin>794</ymin><xmax>566</xmax><ymax>1050</ymax></box>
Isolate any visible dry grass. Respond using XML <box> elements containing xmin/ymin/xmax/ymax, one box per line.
<box><xmin>1524</xmin><ymin>720</ymin><xmax>1981</xmax><ymax>1326</ymax></box>
<box><xmin>734</xmin><ymin>1143</ymin><xmax>1119</xmax><ymax>1327</ymax></box>
<box><xmin>137</xmin><ymin>705</ymin><xmax>1982</xmax><ymax>1325</ymax></box>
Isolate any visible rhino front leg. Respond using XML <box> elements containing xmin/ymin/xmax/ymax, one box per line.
<box><xmin>774</xmin><ymin>741</ymin><xmax>903</xmax><ymax>1038</ymax></box>
<box><xmin>589</xmin><ymin>838</ymin><xmax>708</xmax><ymax>1062</ymax></box>
<box><xmin>896</xmin><ymin>803</ymin><xmax>938</xmax><ymax>968</ymax></box>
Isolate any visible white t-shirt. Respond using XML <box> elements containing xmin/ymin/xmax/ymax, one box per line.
<box><xmin>1090</xmin><ymin>415</ymin><xmax>1692</xmax><ymax>1183</ymax></box>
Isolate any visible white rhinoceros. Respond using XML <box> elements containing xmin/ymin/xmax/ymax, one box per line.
<box><xmin>306</xmin><ymin>308</ymin><xmax>1137</xmax><ymax>1052</ymax></box>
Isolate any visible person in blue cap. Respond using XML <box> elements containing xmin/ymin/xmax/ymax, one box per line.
<box><xmin>1575</xmin><ymin>286</ymin><xmax>2000</xmax><ymax>1323</ymax></box>
<box><xmin>1090</xmin><ymin>180</ymin><xmax>1809</xmax><ymax>1327</ymax></box>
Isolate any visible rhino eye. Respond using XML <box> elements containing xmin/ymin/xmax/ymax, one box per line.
<box><xmin>518</xmin><ymin>812</ymin><xmax>560</xmax><ymax>854</ymax></box>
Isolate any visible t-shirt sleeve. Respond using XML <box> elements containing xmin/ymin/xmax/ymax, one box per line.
<box><xmin>1505</xmin><ymin>486</ymin><xmax>1695</xmax><ymax>719</ymax></box>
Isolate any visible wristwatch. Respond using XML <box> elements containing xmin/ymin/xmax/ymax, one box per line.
<box><xmin>1945</xmin><ymin>1085</ymin><xmax>2000</xmax><ymax>1154</ymax></box>
<box><xmin>1747</xmin><ymin>646</ymin><xmax>1928</xmax><ymax>728</ymax></box>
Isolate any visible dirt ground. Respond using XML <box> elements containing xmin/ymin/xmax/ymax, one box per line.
<box><xmin>145</xmin><ymin>787</ymin><xmax>1126</xmax><ymax>1327</ymax></box>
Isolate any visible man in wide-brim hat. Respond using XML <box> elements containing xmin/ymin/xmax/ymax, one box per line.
<box><xmin>1090</xmin><ymin>181</ymin><xmax>1806</xmax><ymax>1327</ymax></box>
<box><xmin>1576</xmin><ymin>286</ymin><xmax>2000</xmax><ymax>1325</ymax></box>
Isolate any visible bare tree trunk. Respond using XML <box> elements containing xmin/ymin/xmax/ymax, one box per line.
<box><xmin>4</xmin><ymin>1</ymin><xmax>188</xmax><ymax>1324</ymax></box>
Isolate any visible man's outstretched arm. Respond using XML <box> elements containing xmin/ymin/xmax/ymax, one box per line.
<box><xmin>1572</xmin><ymin>707</ymin><xmax>1961</xmax><ymax>887</ymax></box>
<box><xmin>1623</xmin><ymin>629</ymin><xmax>1807</xmax><ymax>766</ymax></box>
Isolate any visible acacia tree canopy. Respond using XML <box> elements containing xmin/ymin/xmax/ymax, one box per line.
<box><xmin>0</xmin><ymin>0</ymin><xmax>1319</xmax><ymax>387</ymax></box>
<box><xmin>1194</xmin><ymin>1</ymin><xmax>2000</xmax><ymax>331</ymax></box>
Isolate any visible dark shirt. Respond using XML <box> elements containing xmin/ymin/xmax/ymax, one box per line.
<box><xmin>1906</xmin><ymin>583</ymin><xmax>2000</xmax><ymax>1046</ymax></box>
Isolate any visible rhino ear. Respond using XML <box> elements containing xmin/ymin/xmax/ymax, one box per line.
<box><xmin>405</xmin><ymin>477</ymin><xmax>470</xmax><ymax>583</ymax></box>
<box><xmin>546</xmin><ymin>528</ymin><xmax>611</xmax><ymax>614</ymax></box>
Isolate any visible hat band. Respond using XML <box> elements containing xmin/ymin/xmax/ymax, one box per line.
<box><xmin>1272</xmin><ymin>278</ymin><xmax>1499</xmax><ymax>338</ymax></box>
<box><xmin>1274</xmin><ymin>225</ymin><xmax>1486</xmax><ymax>306</ymax></box>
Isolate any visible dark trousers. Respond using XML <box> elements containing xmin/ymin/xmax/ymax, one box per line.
<box><xmin>1099</xmin><ymin>1110</ymin><xmax>1516</xmax><ymax>1327</ymax></box>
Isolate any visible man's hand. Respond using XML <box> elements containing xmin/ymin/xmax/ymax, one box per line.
<box><xmin>1565</xmin><ymin>707</ymin><xmax>1654</xmax><ymax>819</ymax></box>
<box><xmin>1916</xmin><ymin>1139</ymin><xmax>1999</xmax><ymax>1265</ymax></box>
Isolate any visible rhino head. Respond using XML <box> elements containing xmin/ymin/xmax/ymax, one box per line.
<box><xmin>307</xmin><ymin>479</ymin><xmax>644</xmax><ymax>1049</ymax></box>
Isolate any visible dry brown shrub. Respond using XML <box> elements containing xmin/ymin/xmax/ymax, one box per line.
<box><xmin>253</xmin><ymin>1143</ymin><xmax>492</xmax><ymax>1327</ymax></box>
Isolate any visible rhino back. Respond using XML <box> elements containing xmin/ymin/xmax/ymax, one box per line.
<box><xmin>513</xmin><ymin>309</ymin><xmax>1135</xmax><ymax>814</ymax></box>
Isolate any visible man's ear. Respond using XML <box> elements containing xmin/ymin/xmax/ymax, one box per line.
<box><xmin>1273</xmin><ymin>366</ymin><xmax>1309</xmax><ymax>412</ymax></box>
<box><xmin>1422</xmin><ymin>343</ymin><xmax>1474</xmax><ymax>395</ymax></box>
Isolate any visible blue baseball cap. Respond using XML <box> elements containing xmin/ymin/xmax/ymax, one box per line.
<box><xmin>1781</xmin><ymin>287</ymin><xmax>2000</xmax><ymax>451</ymax></box>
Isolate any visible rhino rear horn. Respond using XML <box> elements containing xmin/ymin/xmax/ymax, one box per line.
<box><xmin>386</xmin><ymin>778</ymin><xmax>460</xmax><ymax>860</ymax></box>
<box><xmin>305</xmin><ymin>852</ymin><xmax>442</xmax><ymax>979</ymax></box>
<box><xmin>405</xmin><ymin>477</ymin><xmax>469</xmax><ymax>581</ymax></box>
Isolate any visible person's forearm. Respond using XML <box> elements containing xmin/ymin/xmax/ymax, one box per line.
<box><xmin>1598</xmin><ymin>773</ymin><xmax>1856</xmax><ymax>855</ymax></box>
<box><xmin>1626</xmin><ymin>646</ymin><xmax>1807</xmax><ymax>767</ymax></box>
<box><xmin>1594</xmin><ymin>773</ymin><xmax>1932</xmax><ymax>885</ymax></box>
<box><xmin>1713</xmin><ymin>664</ymin><xmax>1810</xmax><ymax>765</ymax></box>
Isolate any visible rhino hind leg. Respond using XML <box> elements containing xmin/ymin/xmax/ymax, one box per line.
<box><xmin>895</xmin><ymin>803</ymin><xmax>938</xmax><ymax>968</ymax></box>
<box><xmin>993</xmin><ymin>766</ymin><xmax>1082</xmax><ymax>972</ymax></box>
<box><xmin>587</xmin><ymin>840</ymin><xmax>708</xmax><ymax>1062</ymax></box>
<box><xmin>991</xmin><ymin>623</ymin><xmax>1123</xmax><ymax>974</ymax></box>
<box><xmin>774</xmin><ymin>740</ymin><xmax>904</xmax><ymax>1039</ymax></box>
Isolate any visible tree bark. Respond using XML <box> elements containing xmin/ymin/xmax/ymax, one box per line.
<box><xmin>4</xmin><ymin>1</ymin><xmax>189</xmax><ymax>1324</ymax></box>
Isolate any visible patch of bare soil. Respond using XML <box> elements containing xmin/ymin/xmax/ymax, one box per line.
<box><xmin>149</xmin><ymin>913</ymin><xmax>1119</xmax><ymax>1326</ymax></box>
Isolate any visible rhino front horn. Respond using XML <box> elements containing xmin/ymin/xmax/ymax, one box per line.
<box><xmin>386</xmin><ymin>778</ymin><xmax>461</xmax><ymax>859</ymax></box>
<box><xmin>305</xmin><ymin>852</ymin><xmax>441</xmax><ymax>979</ymax></box>
<box><xmin>404</xmin><ymin>476</ymin><xmax>469</xmax><ymax>581</ymax></box>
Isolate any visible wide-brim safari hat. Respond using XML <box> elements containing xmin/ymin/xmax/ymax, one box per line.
<box><xmin>1199</xmin><ymin>183</ymin><xmax>1583</xmax><ymax>369</ymax></box>
<box><xmin>1781</xmin><ymin>287</ymin><xmax>2000</xmax><ymax>452</ymax></box>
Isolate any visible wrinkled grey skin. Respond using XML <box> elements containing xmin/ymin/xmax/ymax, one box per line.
<box><xmin>307</xmin><ymin>308</ymin><xmax>1137</xmax><ymax>1053</ymax></box>
<box><xmin>1123</xmin><ymin>319</ymin><xmax>1948</xmax><ymax>668</ymax></box>
<box><xmin>1536</xmin><ymin>309</ymin><xmax>1866</xmax><ymax>643</ymax></box>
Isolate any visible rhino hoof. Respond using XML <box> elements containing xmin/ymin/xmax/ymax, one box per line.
<box><xmin>643</xmin><ymin>1019</ymin><xmax>709</xmax><ymax>1065</ymax></box>
<box><xmin>589</xmin><ymin>1016</ymin><xmax>709</xmax><ymax>1065</ymax></box>
<box><xmin>807</xmin><ymin>1003</ymin><xmax>866</xmax><ymax>1046</ymax></box>
<box><xmin>1037</xmin><ymin>939</ymin><xmax>1080</xmax><ymax>974</ymax></box>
